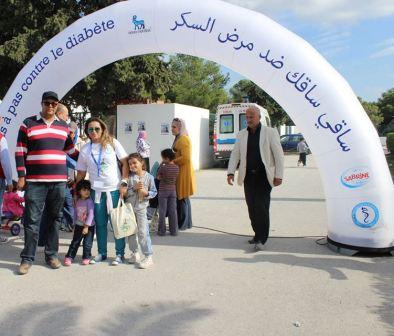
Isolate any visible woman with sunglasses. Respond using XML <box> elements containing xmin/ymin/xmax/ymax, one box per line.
<box><xmin>171</xmin><ymin>118</ymin><xmax>196</xmax><ymax>230</ymax></box>
<box><xmin>76</xmin><ymin>117</ymin><xmax>129</xmax><ymax>264</ymax></box>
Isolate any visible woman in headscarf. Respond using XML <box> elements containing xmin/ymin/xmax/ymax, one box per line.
<box><xmin>171</xmin><ymin>118</ymin><xmax>196</xmax><ymax>230</ymax></box>
<box><xmin>136</xmin><ymin>130</ymin><xmax>151</xmax><ymax>172</ymax></box>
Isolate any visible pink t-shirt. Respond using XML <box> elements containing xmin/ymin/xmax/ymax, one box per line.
<box><xmin>3</xmin><ymin>192</ymin><xmax>24</xmax><ymax>217</ymax></box>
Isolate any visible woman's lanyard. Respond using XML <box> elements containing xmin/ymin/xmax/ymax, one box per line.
<box><xmin>90</xmin><ymin>143</ymin><xmax>103</xmax><ymax>177</ymax></box>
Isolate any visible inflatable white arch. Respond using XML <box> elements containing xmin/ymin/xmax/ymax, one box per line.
<box><xmin>1</xmin><ymin>0</ymin><xmax>393</xmax><ymax>253</ymax></box>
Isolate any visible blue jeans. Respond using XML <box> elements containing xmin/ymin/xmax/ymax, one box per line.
<box><xmin>65</xmin><ymin>225</ymin><xmax>95</xmax><ymax>260</ymax></box>
<box><xmin>38</xmin><ymin>186</ymin><xmax>73</xmax><ymax>246</ymax></box>
<box><xmin>177</xmin><ymin>198</ymin><xmax>192</xmax><ymax>230</ymax></box>
<box><xmin>91</xmin><ymin>190</ymin><xmax>124</xmax><ymax>257</ymax></box>
<box><xmin>61</xmin><ymin>187</ymin><xmax>74</xmax><ymax>230</ymax></box>
<box><xmin>21</xmin><ymin>182</ymin><xmax>66</xmax><ymax>262</ymax></box>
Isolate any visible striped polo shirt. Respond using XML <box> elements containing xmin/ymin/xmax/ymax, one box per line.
<box><xmin>15</xmin><ymin>114</ymin><xmax>78</xmax><ymax>182</ymax></box>
<box><xmin>157</xmin><ymin>163</ymin><xmax>179</xmax><ymax>192</ymax></box>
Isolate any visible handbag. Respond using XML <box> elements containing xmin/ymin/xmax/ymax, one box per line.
<box><xmin>110</xmin><ymin>198</ymin><xmax>137</xmax><ymax>239</ymax></box>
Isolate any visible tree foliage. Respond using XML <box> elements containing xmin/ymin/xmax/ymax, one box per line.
<box><xmin>230</xmin><ymin>79</ymin><xmax>290</xmax><ymax>126</ymax></box>
<box><xmin>166</xmin><ymin>54</ymin><xmax>229</xmax><ymax>112</ymax></box>
<box><xmin>64</xmin><ymin>55</ymin><xmax>172</xmax><ymax>116</ymax></box>
<box><xmin>377</xmin><ymin>88</ymin><xmax>394</xmax><ymax>133</ymax></box>
<box><xmin>359</xmin><ymin>97</ymin><xmax>384</xmax><ymax>129</ymax></box>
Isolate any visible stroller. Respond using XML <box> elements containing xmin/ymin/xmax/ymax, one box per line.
<box><xmin>1</xmin><ymin>190</ymin><xmax>24</xmax><ymax>236</ymax></box>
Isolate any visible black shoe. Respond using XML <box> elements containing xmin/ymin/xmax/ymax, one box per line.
<box><xmin>248</xmin><ymin>237</ymin><xmax>259</xmax><ymax>244</ymax></box>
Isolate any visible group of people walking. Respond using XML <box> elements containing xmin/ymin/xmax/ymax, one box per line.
<box><xmin>1</xmin><ymin>90</ymin><xmax>285</xmax><ymax>275</ymax></box>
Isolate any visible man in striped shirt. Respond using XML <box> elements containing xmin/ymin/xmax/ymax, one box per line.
<box><xmin>16</xmin><ymin>91</ymin><xmax>78</xmax><ymax>275</ymax></box>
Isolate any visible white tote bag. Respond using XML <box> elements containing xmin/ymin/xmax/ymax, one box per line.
<box><xmin>110</xmin><ymin>198</ymin><xmax>137</xmax><ymax>239</ymax></box>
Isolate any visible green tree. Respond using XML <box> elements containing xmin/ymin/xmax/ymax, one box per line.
<box><xmin>63</xmin><ymin>55</ymin><xmax>172</xmax><ymax>116</ymax></box>
<box><xmin>377</xmin><ymin>88</ymin><xmax>394</xmax><ymax>132</ymax></box>
<box><xmin>358</xmin><ymin>97</ymin><xmax>383</xmax><ymax>130</ymax></box>
<box><xmin>0</xmin><ymin>0</ymin><xmax>83</xmax><ymax>97</ymax></box>
<box><xmin>230</xmin><ymin>79</ymin><xmax>290</xmax><ymax>127</ymax></box>
<box><xmin>166</xmin><ymin>54</ymin><xmax>229</xmax><ymax>112</ymax></box>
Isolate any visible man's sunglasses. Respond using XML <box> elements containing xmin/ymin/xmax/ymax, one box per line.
<box><xmin>88</xmin><ymin>127</ymin><xmax>102</xmax><ymax>133</ymax></box>
<box><xmin>42</xmin><ymin>101</ymin><xmax>58</xmax><ymax>107</ymax></box>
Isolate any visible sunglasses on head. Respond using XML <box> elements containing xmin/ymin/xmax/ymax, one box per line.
<box><xmin>42</xmin><ymin>101</ymin><xmax>58</xmax><ymax>107</ymax></box>
<box><xmin>173</xmin><ymin>118</ymin><xmax>180</xmax><ymax>122</ymax></box>
<box><xmin>87</xmin><ymin>127</ymin><xmax>101</xmax><ymax>133</ymax></box>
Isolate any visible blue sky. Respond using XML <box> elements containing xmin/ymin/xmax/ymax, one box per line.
<box><xmin>221</xmin><ymin>0</ymin><xmax>394</xmax><ymax>102</ymax></box>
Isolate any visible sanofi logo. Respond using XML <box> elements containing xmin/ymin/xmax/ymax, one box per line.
<box><xmin>340</xmin><ymin>167</ymin><xmax>370</xmax><ymax>189</ymax></box>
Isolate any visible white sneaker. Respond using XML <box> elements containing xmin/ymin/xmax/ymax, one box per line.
<box><xmin>255</xmin><ymin>242</ymin><xmax>266</xmax><ymax>251</ymax></box>
<box><xmin>111</xmin><ymin>255</ymin><xmax>123</xmax><ymax>266</ymax></box>
<box><xmin>89</xmin><ymin>258</ymin><xmax>96</xmax><ymax>265</ymax></box>
<box><xmin>94</xmin><ymin>254</ymin><xmax>107</xmax><ymax>262</ymax></box>
<box><xmin>128</xmin><ymin>252</ymin><xmax>141</xmax><ymax>264</ymax></box>
<box><xmin>138</xmin><ymin>255</ymin><xmax>153</xmax><ymax>269</ymax></box>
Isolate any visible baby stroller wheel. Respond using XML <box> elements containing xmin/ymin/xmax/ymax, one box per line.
<box><xmin>11</xmin><ymin>223</ymin><xmax>21</xmax><ymax>236</ymax></box>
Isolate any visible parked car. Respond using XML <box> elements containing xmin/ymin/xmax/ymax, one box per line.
<box><xmin>280</xmin><ymin>133</ymin><xmax>304</xmax><ymax>152</ymax></box>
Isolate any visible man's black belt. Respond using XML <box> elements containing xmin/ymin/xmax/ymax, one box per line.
<box><xmin>247</xmin><ymin>169</ymin><xmax>265</xmax><ymax>174</ymax></box>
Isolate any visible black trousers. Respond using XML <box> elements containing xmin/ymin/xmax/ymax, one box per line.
<box><xmin>298</xmin><ymin>153</ymin><xmax>306</xmax><ymax>166</ymax></box>
<box><xmin>244</xmin><ymin>171</ymin><xmax>272</xmax><ymax>244</ymax></box>
<box><xmin>65</xmin><ymin>225</ymin><xmax>95</xmax><ymax>260</ymax></box>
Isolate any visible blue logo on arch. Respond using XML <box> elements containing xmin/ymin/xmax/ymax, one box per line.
<box><xmin>351</xmin><ymin>202</ymin><xmax>379</xmax><ymax>228</ymax></box>
<box><xmin>132</xmin><ymin>15</ymin><xmax>145</xmax><ymax>30</ymax></box>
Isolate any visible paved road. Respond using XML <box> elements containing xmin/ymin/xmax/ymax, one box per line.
<box><xmin>1</xmin><ymin>155</ymin><xmax>393</xmax><ymax>336</ymax></box>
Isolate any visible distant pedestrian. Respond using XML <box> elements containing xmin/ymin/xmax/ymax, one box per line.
<box><xmin>297</xmin><ymin>138</ymin><xmax>309</xmax><ymax>167</ymax></box>
<box><xmin>136</xmin><ymin>131</ymin><xmax>151</xmax><ymax>172</ymax></box>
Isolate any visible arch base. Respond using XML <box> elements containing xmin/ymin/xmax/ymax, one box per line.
<box><xmin>327</xmin><ymin>237</ymin><xmax>394</xmax><ymax>256</ymax></box>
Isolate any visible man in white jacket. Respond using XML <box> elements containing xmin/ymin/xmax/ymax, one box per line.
<box><xmin>227</xmin><ymin>106</ymin><xmax>284</xmax><ymax>250</ymax></box>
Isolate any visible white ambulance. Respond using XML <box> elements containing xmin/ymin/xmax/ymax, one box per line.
<box><xmin>213</xmin><ymin>103</ymin><xmax>271</xmax><ymax>164</ymax></box>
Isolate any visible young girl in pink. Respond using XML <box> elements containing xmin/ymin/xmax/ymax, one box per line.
<box><xmin>3</xmin><ymin>182</ymin><xmax>24</xmax><ymax>218</ymax></box>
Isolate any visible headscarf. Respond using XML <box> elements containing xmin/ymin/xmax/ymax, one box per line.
<box><xmin>172</xmin><ymin>118</ymin><xmax>189</xmax><ymax>150</ymax></box>
<box><xmin>138</xmin><ymin>130</ymin><xmax>147</xmax><ymax>140</ymax></box>
<box><xmin>172</xmin><ymin>118</ymin><xmax>188</xmax><ymax>137</ymax></box>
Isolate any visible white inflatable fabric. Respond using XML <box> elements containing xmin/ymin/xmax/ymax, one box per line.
<box><xmin>0</xmin><ymin>0</ymin><xmax>393</xmax><ymax>251</ymax></box>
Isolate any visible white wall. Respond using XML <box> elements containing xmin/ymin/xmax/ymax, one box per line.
<box><xmin>116</xmin><ymin>103</ymin><xmax>210</xmax><ymax>170</ymax></box>
<box><xmin>279</xmin><ymin>125</ymin><xmax>299</xmax><ymax>136</ymax></box>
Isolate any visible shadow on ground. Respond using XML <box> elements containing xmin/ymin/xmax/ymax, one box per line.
<box><xmin>0</xmin><ymin>301</ymin><xmax>212</xmax><ymax>336</ymax></box>
<box><xmin>224</xmin><ymin>251</ymin><xmax>394</xmax><ymax>333</ymax></box>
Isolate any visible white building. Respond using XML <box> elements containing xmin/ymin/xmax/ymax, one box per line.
<box><xmin>116</xmin><ymin>103</ymin><xmax>211</xmax><ymax>170</ymax></box>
